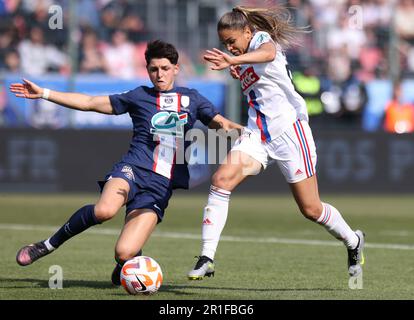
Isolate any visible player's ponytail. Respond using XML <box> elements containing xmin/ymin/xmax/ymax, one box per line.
<box><xmin>218</xmin><ymin>6</ymin><xmax>308</xmax><ymax>48</ymax></box>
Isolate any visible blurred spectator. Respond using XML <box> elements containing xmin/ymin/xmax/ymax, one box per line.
<box><xmin>0</xmin><ymin>26</ymin><xmax>18</xmax><ymax>68</ymax></box>
<box><xmin>375</xmin><ymin>0</ymin><xmax>393</xmax><ymax>28</ymax></box>
<box><xmin>3</xmin><ymin>49</ymin><xmax>20</xmax><ymax>72</ymax></box>
<box><xmin>19</xmin><ymin>0</ymin><xmax>53</xmax><ymax>14</ymax></box>
<box><xmin>0</xmin><ymin>0</ymin><xmax>20</xmax><ymax>15</ymax></box>
<box><xmin>24</xmin><ymin>0</ymin><xmax>68</xmax><ymax>49</ymax></box>
<box><xmin>326</xmin><ymin>13</ymin><xmax>366</xmax><ymax>63</ymax></box>
<box><xmin>120</xmin><ymin>12</ymin><xmax>147</xmax><ymax>43</ymax></box>
<box><xmin>357</xmin><ymin>28</ymin><xmax>384</xmax><ymax>82</ymax></box>
<box><xmin>394</xmin><ymin>0</ymin><xmax>414</xmax><ymax>44</ymax></box>
<box><xmin>0</xmin><ymin>84</ymin><xmax>18</xmax><ymax>127</ymax></box>
<box><xmin>407</xmin><ymin>47</ymin><xmax>414</xmax><ymax>75</ymax></box>
<box><xmin>134</xmin><ymin>41</ymin><xmax>148</xmax><ymax>78</ymax></box>
<box><xmin>76</xmin><ymin>0</ymin><xmax>100</xmax><ymax>29</ymax></box>
<box><xmin>99</xmin><ymin>5</ymin><xmax>119</xmax><ymax>42</ymax></box>
<box><xmin>383</xmin><ymin>81</ymin><xmax>414</xmax><ymax>134</ymax></box>
<box><xmin>102</xmin><ymin>30</ymin><xmax>135</xmax><ymax>79</ymax></box>
<box><xmin>293</xmin><ymin>66</ymin><xmax>323</xmax><ymax>117</ymax></box>
<box><xmin>339</xmin><ymin>72</ymin><xmax>367</xmax><ymax>118</ymax></box>
<box><xmin>327</xmin><ymin>46</ymin><xmax>352</xmax><ymax>83</ymax></box>
<box><xmin>394</xmin><ymin>0</ymin><xmax>414</xmax><ymax>77</ymax></box>
<box><xmin>309</xmin><ymin>0</ymin><xmax>345</xmax><ymax>30</ymax></box>
<box><xmin>98</xmin><ymin>0</ymin><xmax>148</xmax><ymax>43</ymax></box>
<box><xmin>79</xmin><ymin>29</ymin><xmax>105</xmax><ymax>74</ymax></box>
<box><xmin>18</xmin><ymin>26</ymin><xmax>68</xmax><ymax>75</ymax></box>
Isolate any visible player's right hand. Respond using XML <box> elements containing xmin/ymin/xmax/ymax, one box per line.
<box><xmin>9</xmin><ymin>79</ymin><xmax>43</xmax><ymax>99</ymax></box>
<box><xmin>229</xmin><ymin>66</ymin><xmax>240</xmax><ymax>79</ymax></box>
<box><xmin>204</xmin><ymin>48</ymin><xmax>236</xmax><ymax>71</ymax></box>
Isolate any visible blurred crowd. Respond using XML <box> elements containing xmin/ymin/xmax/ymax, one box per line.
<box><xmin>1</xmin><ymin>0</ymin><xmax>413</xmax><ymax>79</ymax></box>
<box><xmin>284</xmin><ymin>0</ymin><xmax>414</xmax><ymax>81</ymax></box>
<box><xmin>0</xmin><ymin>0</ymin><xmax>153</xmax><ymax>78</ymax></box>
<box><xmin>1</xmin><ymin>0</ymin><xmax>414</xmax><ymax>132</ymax></box>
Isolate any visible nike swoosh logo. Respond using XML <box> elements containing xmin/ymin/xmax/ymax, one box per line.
<box><xmin>135</xmin><ymin>275</ymin><xmax>147</xmax><ymax>292</ymax></box>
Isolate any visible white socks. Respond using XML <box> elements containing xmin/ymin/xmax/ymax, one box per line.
<box><xmin>317</xmin><ymin>203</ymin><xmax>359</xmax><ymax>249</ymax></box>
<box><xmin>199</xmin><ymin>189</ymin><xmax>357</xmax><ymax>258</ymax></box>
<box><xmin>200</xmin><ymin>185</ymin><xmax>231</xmax><ymax>260</ymax></box>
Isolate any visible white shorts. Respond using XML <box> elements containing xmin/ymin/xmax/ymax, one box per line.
<box><xmin>231</xmin><ymin>120</ymin><xmax>317</xmax><ymax>183</ymax></box>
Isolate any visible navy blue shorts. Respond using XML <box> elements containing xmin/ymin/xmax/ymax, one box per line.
<box><xmin>98</xmin><ymin>162</ymin><xmax>172</xmax><ymax>223</ymax></box>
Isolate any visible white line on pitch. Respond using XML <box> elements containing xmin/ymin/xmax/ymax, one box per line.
<box><xmin>0</xmin><ymin>223</ymin><xmax>413</xmax><ymax>251</ymax></box>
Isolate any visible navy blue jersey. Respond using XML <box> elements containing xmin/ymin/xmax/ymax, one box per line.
<box><xmin>109</xmin><ymin>86</ymin><xmax>219</xmax><ymax>189</ymax></box>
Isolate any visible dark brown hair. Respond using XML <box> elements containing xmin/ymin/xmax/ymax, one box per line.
<box><xmin>145</xmin><ymin>40</ymin><xmax>179</xmax><ymax>65</ymax></box>
<box><xmin>217</xmin><ymin>6</ymin><xmax>307</xmax><ymax>48</ymax></box>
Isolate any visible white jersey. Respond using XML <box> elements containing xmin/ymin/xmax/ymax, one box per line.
<box><xmin>238</xmin><ymin>31</ymin><xmax>308</xmax><ymax>142</ymax></box>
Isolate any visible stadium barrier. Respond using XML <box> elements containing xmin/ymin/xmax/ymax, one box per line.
<box><xmin>1</xmin><ymin>128</ymin><xmax>414</xmax><ymax>193</ymax></box>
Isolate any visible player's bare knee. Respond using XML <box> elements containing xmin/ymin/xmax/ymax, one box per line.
<box><xmin>115</xmin><ymin>246</ymin><xmax>136</xmax><ymax>263</ymax></box>
<box><xmin>211</xmin><ymin>172</ymin><xmax>234</xmax><ymax>191</ymax></box>
<box><xmin>300</xmin><ymin>204</ymin><xmax>322</xmax><ymax>221</ymax></box>
<box><xmin>94</xmin><ymin>204</ymin><xmax>117</xmax><ymax>222</ymax></box>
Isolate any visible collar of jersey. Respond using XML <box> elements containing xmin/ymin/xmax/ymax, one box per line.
<box><xmin>154</xmin><ymin>86</ymin><xmax>177</xmax><ymax>94</ymax></box>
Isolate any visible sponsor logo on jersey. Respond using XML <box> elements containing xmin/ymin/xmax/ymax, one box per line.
<box><xmin>150</xmin><ymin>111</ymin><xmax>188</xmax><ymax>137</ymax></box>
<box><xmin>240</xmin><ymin>66</ymin><xmax>260</xmax><ymax>91</ymax></box>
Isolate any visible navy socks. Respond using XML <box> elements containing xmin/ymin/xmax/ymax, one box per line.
<box><xmin>49</xmin><ymin>205</ymin><xmax>101</xmax><ymax>248</ymax></box>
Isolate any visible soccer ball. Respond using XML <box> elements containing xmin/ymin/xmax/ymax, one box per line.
<box><xmin>120</xmin><ymin>256</ymin><xmax>163</xmax><ymax>295</ymax></box>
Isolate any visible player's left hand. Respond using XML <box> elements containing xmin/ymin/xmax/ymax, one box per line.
<box><xmin>204</xmin><ymin>48</ymin><xmax>236</xmax><ymax>71</ymax></box>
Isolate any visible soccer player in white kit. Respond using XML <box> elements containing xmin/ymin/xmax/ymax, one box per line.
<box><xmin>188</xmin><ymin>6</ymin><xmax>365</xmax><ymax>280</ymax></box>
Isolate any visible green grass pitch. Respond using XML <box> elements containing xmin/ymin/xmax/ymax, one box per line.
<box><xmin>0</xmin><ymin>193</ymin><xmax>413</xmax><ymax>300</ymax></box>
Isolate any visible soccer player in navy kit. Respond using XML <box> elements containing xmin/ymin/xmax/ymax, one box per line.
<box><xmin>10</xmin><ymin>40</ymin><xmax>243</xmax><ymax>285</ymax></box>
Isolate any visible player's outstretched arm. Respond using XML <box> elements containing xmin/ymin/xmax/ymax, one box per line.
<box><xmin>204</xmin><ymin>43</ymin><xmax>276</xmax><ymax>70</ymax></box>
<box><xmin>10</xmin><ymin>79</ymin><xmax>113</xmax><ymax>114</ymax></box>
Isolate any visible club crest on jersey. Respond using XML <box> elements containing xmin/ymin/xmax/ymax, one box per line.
<box><xmin>163</xmin><ymin>96</ymin><xmax>174</xmax><ymax>105</ymax></box>
<box><xmin>150</xmin><ymin>111</ymin><xmax>188</xmax><ymax>137</ymax></box>
<box><xmin>240</xmin><ymin>66</ymin><xmax>260</xmax><ymax>91</ymax></box>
